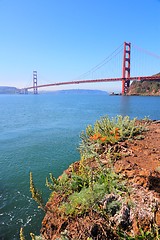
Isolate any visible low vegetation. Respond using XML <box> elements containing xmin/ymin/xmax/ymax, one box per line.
<box><xmin>20</xmin><ymin>115</ymin><xmax>160</xmax><ymax>240</ymax></box>
<box><xmin>79</xmin><ymin>115</ymin><xmax>146</xmax><ymax>159</ymax></box>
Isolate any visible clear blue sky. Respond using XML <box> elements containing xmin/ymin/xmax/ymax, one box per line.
<box><xmin>0</xmin><ymin>0</ymin><xmax>160</xmax><ymax>92</ymax></box>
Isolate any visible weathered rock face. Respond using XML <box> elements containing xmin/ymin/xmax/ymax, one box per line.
<box><xmin>127</xmin><ymin>80</ymin><xmax>160</xmax><ymax>96</ymax></box>
<box><xmin>40</xmin><ymin>121</ymin><xmax>160</xmax><ymax>239</ymax></box>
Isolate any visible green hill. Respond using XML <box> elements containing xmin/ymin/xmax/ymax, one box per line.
<box><xmin>127</xmin><ymin>73</ymin><xmax>160</xmax><ymax>96</ymax></box>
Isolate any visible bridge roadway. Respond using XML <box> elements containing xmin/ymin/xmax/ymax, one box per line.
<box><xmin>25</xmin><ymin>75</ymin><xmax>160</xmax><ymax>90</ymax></box>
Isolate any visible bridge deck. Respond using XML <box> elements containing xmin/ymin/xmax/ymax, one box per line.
<box><xmin>25</xmin><ymin>75</ymin><xmax>160</xmax><ymax>90</ymax></box>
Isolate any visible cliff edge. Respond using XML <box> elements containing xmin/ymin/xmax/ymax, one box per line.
<box><xmin>38</xmin><ymin>118</ymin><xmax>160</xmax><ymax>240</ymax></box>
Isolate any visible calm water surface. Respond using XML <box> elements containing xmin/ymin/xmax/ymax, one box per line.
<box><xmin>0</xmin><ymin>93</ymin><xmax>160</xmax><ymax>239</ymax></box>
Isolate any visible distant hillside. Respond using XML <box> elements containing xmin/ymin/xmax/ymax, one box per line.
<box><xmin>53</xmin><ymin>89</ymin><xmax>107</xmax><ymax>95</ymax></box>
<box><xmin>0</xmin><ymin>86</ymin><xmax>21</xmax><ymax>94</ymax></box>
<box><xmin>127</xmin><ymin>73</ymin><xmax>160</xmax><ymax>96</ymax></box>
<box><xmin>40</xmin><ymin>89</ymin><xmax>108</xmax><ymax>95</ymax></box>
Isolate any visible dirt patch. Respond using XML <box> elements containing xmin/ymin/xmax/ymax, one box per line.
<box><xmin>114</xmin><ymin>121</ymin><xmax>160</xmax><ymax>193</ymax></box>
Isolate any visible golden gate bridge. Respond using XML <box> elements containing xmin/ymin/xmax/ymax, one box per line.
<box><xmin>23</xmin><ymin>42</ymin><xmax>160</xmax><ymax>95</ymax></box>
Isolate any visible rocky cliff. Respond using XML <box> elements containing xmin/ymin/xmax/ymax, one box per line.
<box><xmin>34</xmin><ymin>117</ymin><xmax>160</xmax><ymax>240</ymax></box>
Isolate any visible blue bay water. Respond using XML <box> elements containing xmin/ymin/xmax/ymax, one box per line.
<box><xmin>0</xmin><ymin>93</ymin><xmax>160</xmax><ymax>239</ymax></box>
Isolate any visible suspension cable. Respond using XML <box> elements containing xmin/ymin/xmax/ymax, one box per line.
<box><xmin>133</xmin><ymin>44</ymin><xmax>160</xmax><ymax>59</ymax></box>
<box><xmin>75</xmin><ymin>43</ymin><xmax>124</xmax><ymax>79</ymax></box>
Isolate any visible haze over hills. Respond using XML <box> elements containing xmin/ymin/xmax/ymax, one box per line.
<box><xmin>0</xmin><ymin>86</ymin><xmax>21</xmax><ymax>94</ymax></box>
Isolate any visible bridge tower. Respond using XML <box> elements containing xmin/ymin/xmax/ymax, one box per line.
<box><xmin>33</xmin><ymin>70</ymin><xmax>38</xmax><ymax>94</ymax></box>
<box><xmin>122</xmin><ymin>42</ymin><xmax>131</xmax><ymax>95</ymax></box>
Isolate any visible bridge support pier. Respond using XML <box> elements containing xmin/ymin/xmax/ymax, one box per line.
<box><xmin>122</xmin><ymin>42</ymin><xmax>131</xmax><ymax>95</ymax></box>
<box><xmin>24</xmin><ymin>89</ymin><xmax>28</xmax><ymax>94</ymax></box>
<box><xmin>33</xmin><ymin>71</ymin><xmax>38</xmax><ymax>94</ymax></box>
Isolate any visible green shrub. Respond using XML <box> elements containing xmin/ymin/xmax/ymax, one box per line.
<box><xmin>79</xmin><ymin>115</ymin><xmax>146</xmax><ymax>159</ymax></box>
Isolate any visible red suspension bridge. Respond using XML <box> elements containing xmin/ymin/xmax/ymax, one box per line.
<box><xmin>24</xmin><ymin>42</ymin><xmax>160</xmax><ymax>95</ymax></box>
